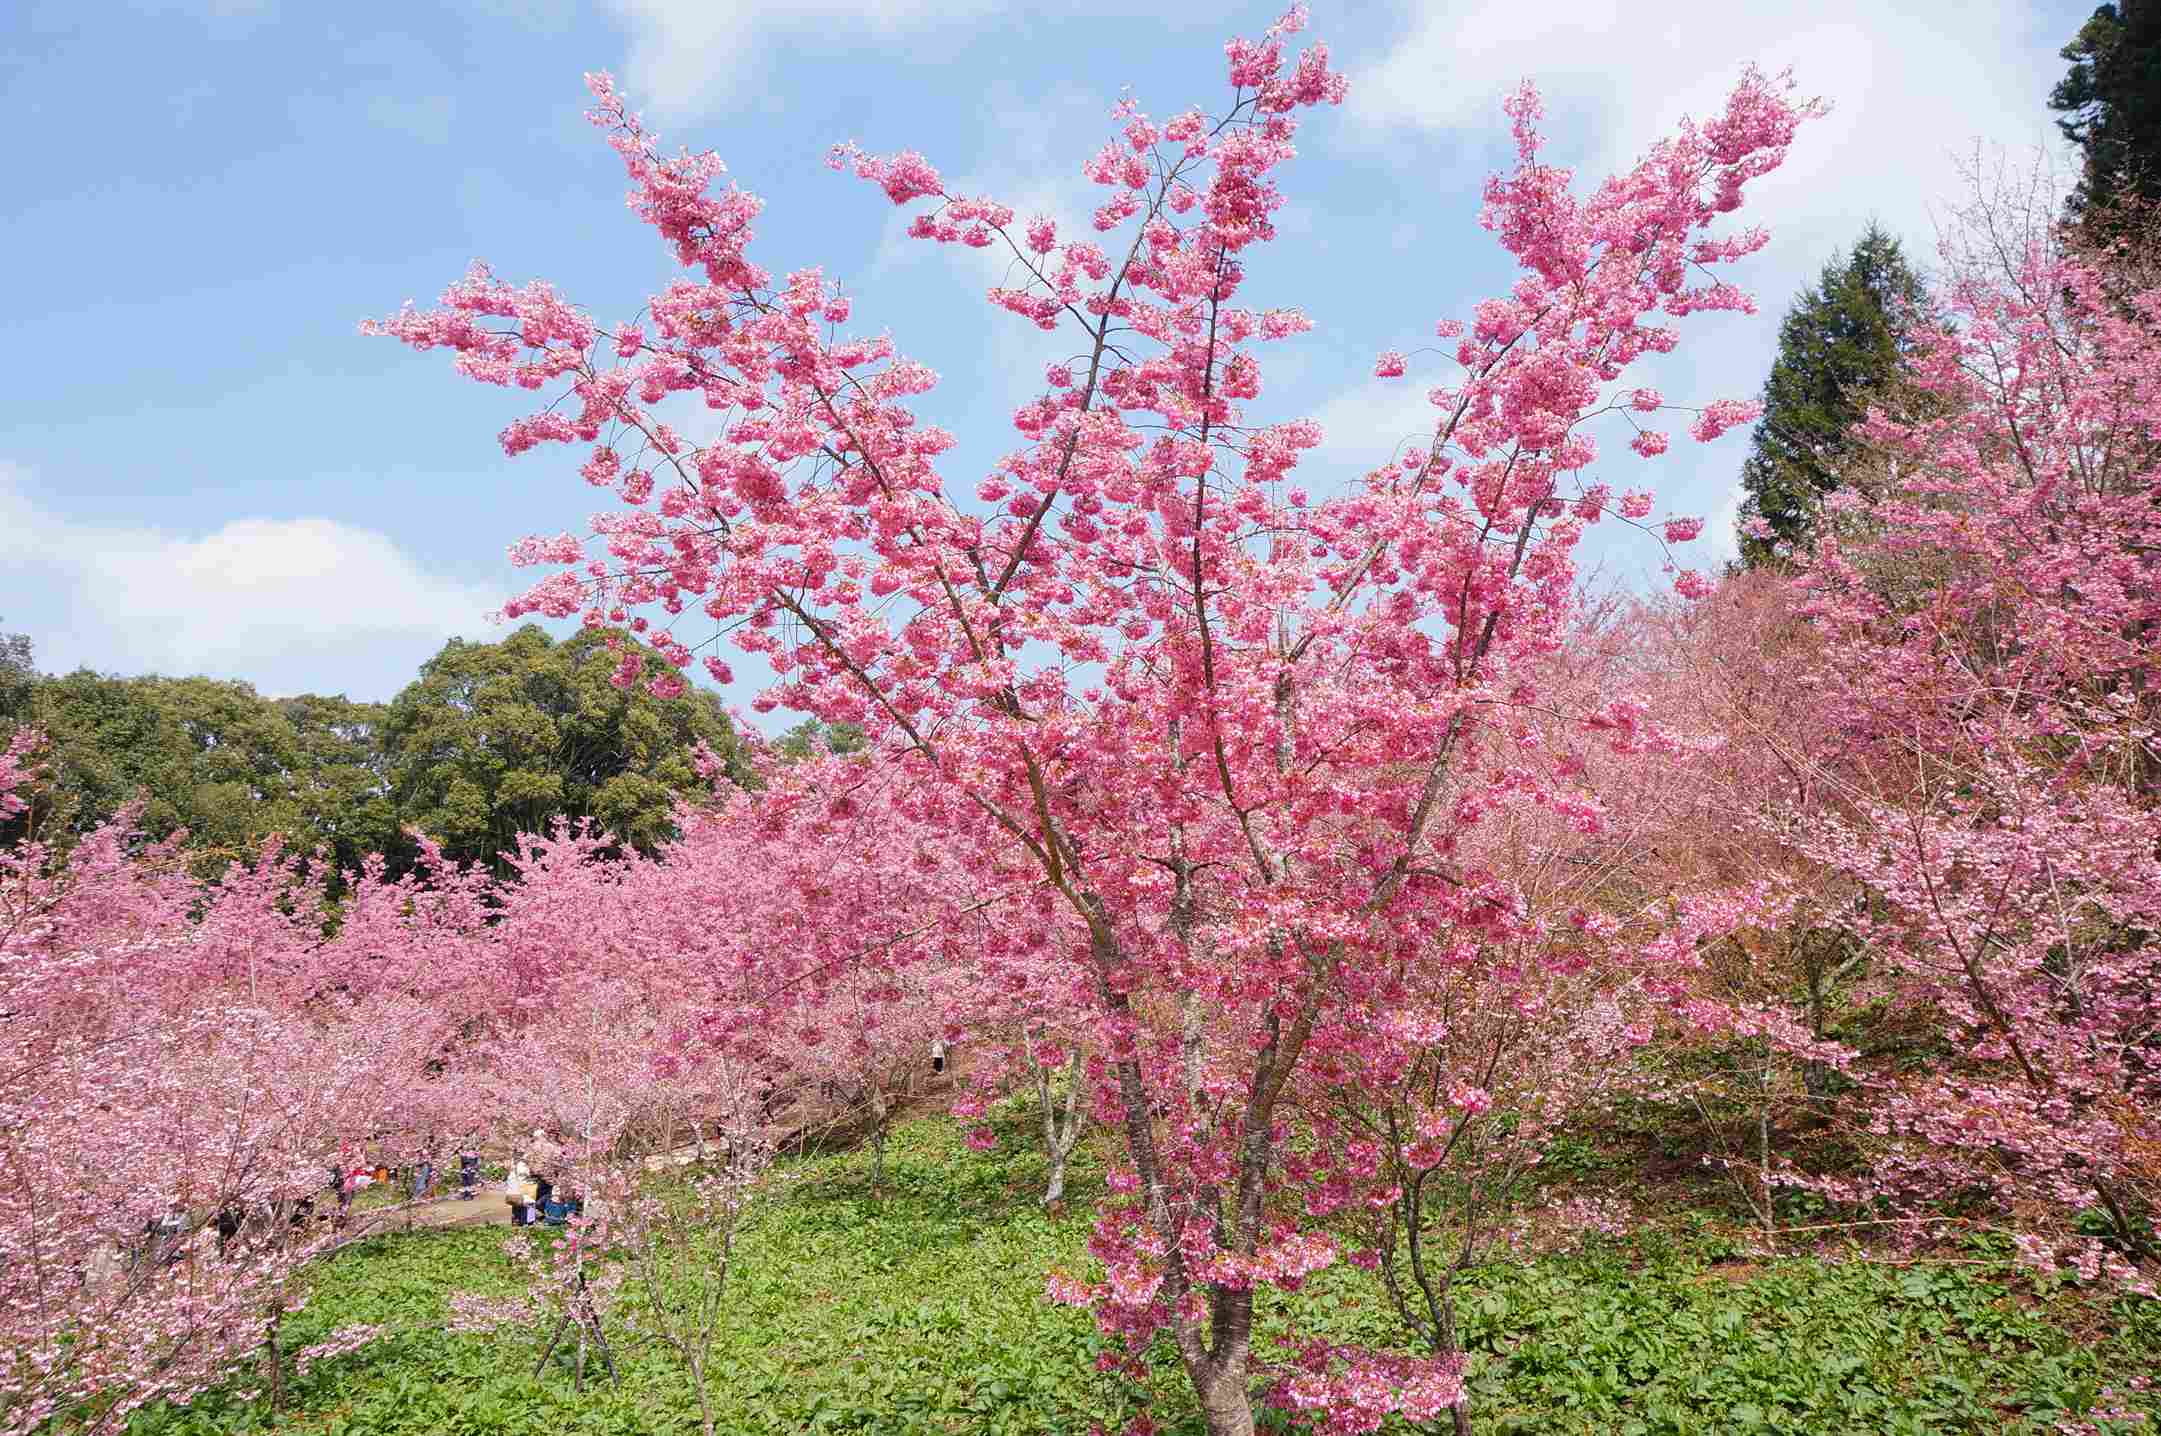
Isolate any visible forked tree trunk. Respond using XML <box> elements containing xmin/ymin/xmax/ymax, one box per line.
<box><xmin>1042</xmin><ymin>1131</ymin><xmax>1075</xmax><ymax>1205</ymax></box>
<box><xmin>1107</xmin><ymin>1017</ymin><xmax>1271</xmax><ymax>1436</ymax></box>
<box><xmin>1032</xmin><ymin>1036</ymin><xmax>1088</xmax><ymax>1205</ymax></box>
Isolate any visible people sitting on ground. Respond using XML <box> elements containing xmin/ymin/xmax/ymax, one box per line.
<box><xmin>509</xmin><ymin>1176</ymin><xmax>576</xmax><ymax>1227</ymax></box>
<box><xmin>526</xmin><ymin>1128</ymin><xmax>562</xmax><ymax>1222</ymax></box>
<box><xmin>504</xmin><ymin>1156</ymin><xmax>534</xmax><ymax>1225</ymax></box>
<box><xmin>331</xmin><ymin>1160</ymin><xmax>357</xmax><ymax>1221</ymax></box>
<box><xmin>458</xmin><ymin>1150</ymin><xmax>481</xmax><ymax>1201</ymax></box>
<box><xmin>135</xmin><ymin>1212</ymin><xmax>186</xmax><ymax>1270</ymax></box>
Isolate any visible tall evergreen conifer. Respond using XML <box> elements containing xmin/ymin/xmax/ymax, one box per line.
<box><xmin>2050</xmin><ymin>1</ymin><xmax>2161</xmax><ymax>229</ymax></box>
<box><xmin>1736</xmin><ymin>225</ymin><xmax>1926</xmax><ymax>565</ymax></box>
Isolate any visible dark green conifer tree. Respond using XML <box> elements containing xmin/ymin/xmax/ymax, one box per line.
<box><xmin>1736</xmin><ymin>225</ymin><xmax>1927</xmax><ymax>565</ymax></box>
<box><xmin>2050</xmin><ymin>1</ymin><xmax>2161</xmax><ymax>229</ymax></box>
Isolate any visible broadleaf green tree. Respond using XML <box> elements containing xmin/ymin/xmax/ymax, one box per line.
<box><xmin>380</xmin><ymin>625</ymin><xmax>743</xmax><ymax>871</ymax></box>
<box><xmin>8</xmin><ymin>671</ymin><xmax>309</xmax><ymax>862</ymax></box>
<box><xmin>276</xmin><ymin>693</ymin><xmax>403</xmax><ymax>877</ymax></box>
<box><xmin>0</xmin><ymin>624</ymin><xmax>31</xmax><ymax>724</ymax></box>
<box><xmin>773</xmin><ymin>717</ymin><xmax>867</xmax><ymax>762</ymax></box>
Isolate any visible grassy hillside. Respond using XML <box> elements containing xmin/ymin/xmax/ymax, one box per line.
<box><xmin>129</xmin><ymin>1110</ymin><xmax>2160</xmax><ymax>1436</ymax></box>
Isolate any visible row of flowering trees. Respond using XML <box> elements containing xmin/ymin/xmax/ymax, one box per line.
<box><xmin>0</xmin><ymin>752</ymin><xmax>473</xmax><ymax>1431</ymax></box>
<box><xmin>0</xmin><ymin>720</ymin><xmax>1105</xmax><ymax>1434</ymax></box>
<box><xmin>7</xmin><ymin>7</ymin><xmax>2159</xmax><ymax>1435</ymax></box>
<box><xmin>1741</xmin><ymin>234</ymin><xmax>2161</xmax><ymax>1285</ymax></box>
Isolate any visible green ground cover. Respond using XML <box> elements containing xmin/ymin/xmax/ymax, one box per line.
<box><xmin>129</xmin><ymin>1111</ymin><xmax>2160</xmax><ymax>1436</ymax></box>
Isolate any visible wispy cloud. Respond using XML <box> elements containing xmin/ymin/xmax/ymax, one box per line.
<box><xmin>0</xmin><ymin>462</ymin><xmax>502</xmax><ymax>700</ymax></box>
<box><xmin>599</xmin><ymin>0</ymin><xmax>1001</xmax><ymax>118</ymax></box>
<box><xmin>1346</xmin><ymin>0</ymin><xmax>2076</xmax><ymax>553</ymax></box>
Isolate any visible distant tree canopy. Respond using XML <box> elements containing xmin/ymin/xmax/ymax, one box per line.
<box><xmin>2051</xmin><ymin>0</ymin><xmax>2161</xmax><ymax>228</ymax></box>
<box><xmin>0</xmin><ymin>623</ymin><xmax>32</xmax><ymax>723</ymax></box>
<box><xmin>11</xmin><ymin>671</ymin><xmax>339</xmax><ymax>865</ymax></box>
<box><xmin>1</xmin><ymin>625</ymin><xmax>745</xmax><ymax>879</ymax></box>
<box><xmin>276</xmin><ymin>692</ymin><xmax>403</xmax><ymax>877</ymax></box>
<box><xmin>774</xmin><ymin>717</ymin><xmax>867</xmax><ymax>762</ymax></box>
<box><xmin>381</xmin><ymin>625</ymin><xmax>745</xmax><ymax>871</ymax></box>
<box><xmin>1736</xmin><ymin>225</ymin><xmax>1928</xmax><ymax>565</ymax></box>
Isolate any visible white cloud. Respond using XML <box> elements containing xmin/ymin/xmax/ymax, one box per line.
<box><xmin>1345</xmin><ymin>0</ymin><xmax>2075</xmax><ymax>560</ymax></box>
<box><xmin>0</xmin><ymin>464</ymin><xmax>502</xmax><ymax>700</ymax></box>
<box><xmin>600</xmin><ymin>0</ymin><xmax>1000</xmax><ymax>117</ymax></box>
<box><xmin>1704</xmin><ymin>478</ymin><xmax>1748</xmax><ymax>568</ymax></box>
<box><xmin>1355</xmin><ymin>1</ymin><xmax>2064</xmax><ymax>175</ymax></box>
<box><xmin>1307</xmin><ymin>379</ymin><xmax>1453</xmax><ymax>478</ymax></box>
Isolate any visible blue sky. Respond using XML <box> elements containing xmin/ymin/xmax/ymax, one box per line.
<box><xmin>1</xmin><ymin>0</ymin><xmax>2083</xmax><ymax>719</ymax></box>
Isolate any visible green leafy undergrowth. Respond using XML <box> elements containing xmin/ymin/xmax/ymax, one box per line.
<box><xmin>127</xmin><ymin>1113</ymin><xmax>2159</xmax><ymax>1436</ymax></box>
<box><xmin>1431</xmin><ymin>1246</ymin><xmax>2157</xmax><ymax>1435</ymax></box>
<box><xmin>129</xmin><ymin>1113</ymin><xmax>1142</xmax><ymax>1436</ymax></box>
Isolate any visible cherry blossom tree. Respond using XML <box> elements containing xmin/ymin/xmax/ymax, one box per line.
<box><xmin>1754</xmin><ymin>236</ymin><xmax>2161</xmax><ymax>1292</ymax></box>
<box><xmin>950</xmin><ymin>996</ymin><xmax>1097</xmax><ymax>1205</ymax></box>
<box><xmin>659</xmin><ymin>758</ymin><xmax>1014</xmax><ymax>1187</ymax></box>
<box><xmin>602</xmin><ymin>1089</ymin><xmax>774</xmax><ymax>1436</ymax></box>
<box><xmin>1572</xmin><ymin>582</ymin><xmax>1883</xmax><ymax>1243</ymax></box>
<box><xmin>921</xmin><ymin>837</ymin><xmax>1100</xmax><ymax>1202</ymax></box>
<box><xmin>1302</xmin><ymin>881</ymin><xmax>1751</xmax><ymax>1431</ymax></box>
<box><xmin>0</xmin><ymin>800</ymin><xmax>463</xmax><ymax>1432</ymax></box>
<box><xmin>468</xmin><ymin>757</ymin><xmax>1019</xmax><ymax>1162</ymax></box>
<box><xmin>448</xmin><ymin>949</ymin><xmax>777</xmax><ymax>1416</ymax></box>
<box><xmin>370</xmin><ymin>10</ymin><xmax>1817</xmax><ymax>1428</ymax></box>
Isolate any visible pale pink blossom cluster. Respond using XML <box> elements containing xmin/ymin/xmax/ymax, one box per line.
<box><xmin>1269</xmin><ymin>1343</ymin><xmax>1467</xmax><ymax>1435</ymax></box>
<box><xmin>1763</xmin><ymin>246</ymin><xmax>2161</xmax><ymax>1289</ymax></box>
<box><xmin>0</xmin><ymin>728</ymin><xmax>38</xmax><ymax>818</ymax></box>
<box><xmin>291</xmin><ymin>1325</ymin><xmax>383</xmax><ymax>1379</ymax></box>
<box><xmin>0</xmin><ymin>809</ymin><xmax>490</xmax><ymax>1430</ymax></box>
<box><xmin>1541</xmin><ymin>1194</ymin><xmax>1637</xmax><ymax>1246</ymax></box>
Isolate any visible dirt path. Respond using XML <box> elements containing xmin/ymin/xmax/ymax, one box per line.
<box><xmin>346</xmin><ymin>1075</ymin><xmax>964</xmax><ymax>1240</ymax></box>
<box><xmin>353</xmin><ymin>1139</ymin><xmax>724</xmax><ymax>1234</ymax></box>
<box><xmin>353</xmin><ymin>1192</ymin><xmax>516</xmax><ymax>1233</ymax></box>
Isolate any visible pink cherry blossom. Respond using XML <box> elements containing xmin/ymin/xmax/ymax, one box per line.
<box><xmin>368</xmin><ymin>16</ymin><xmax>1817</xmax><ymax>1428</ymax></box>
